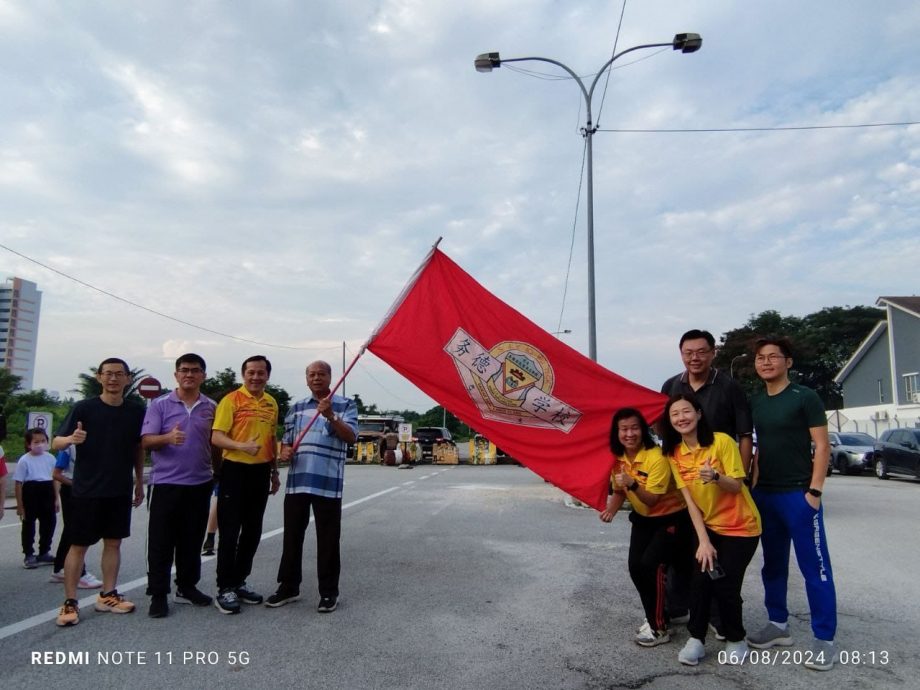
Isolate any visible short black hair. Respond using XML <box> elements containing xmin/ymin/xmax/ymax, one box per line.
<box><xmin>678</xmin><ymin>329</ymin><xmax>715</xmax><ymax>349</ymax></box>
<box><xmin>241</xmin><ymin>355</ymin><xmax>271</xmax><ymax>376</ymax></box>
<box><xmin>660</xmin><ymin>392</ymin><xmax>715</xmax><ymax>456</ymax></box>
<box><xmin>175</xmin><ymin>353</ymin><xmax>206</xmax><ymax>371</ymax></box>
<box><xmin>609</xmin><ymin>408</ymin><xmax>657</xmax><ymax>456</ymax></box>
<box><xmin>97</xmin><ymin>357</ymin><xmax>129</xmax><ymax>374</ymax></box>
<box><xmin>753</xmin><ymin>335</ymin><xmax>793</xmax><ymax>359</ymax></box>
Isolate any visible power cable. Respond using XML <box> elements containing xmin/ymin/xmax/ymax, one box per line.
<box><xmin>556</xmin><ymin>139</ymin><xmax>588</xmax><ymax>335</ymax></box>
<box><xmin>596</xmin><ymin>121</ymin><xmax>920</xmax><ymax>133</ymax></box>
<box><xmin>0</xmin><ymin>241</ymin><xmax>325</xmax><ymax>351</ymax></box>
<box><xmin>595</xmin><ymin>0</ymin><xmax>628</xmax><ymax>127</ymax></box>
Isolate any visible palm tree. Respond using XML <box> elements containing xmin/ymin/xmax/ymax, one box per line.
<box><xmin>73</xmin><ymin>366</ymin><xmax>147</xmax><ymax>401</ymax></box>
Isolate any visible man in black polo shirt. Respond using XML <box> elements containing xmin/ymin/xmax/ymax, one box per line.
<box><xmin>661</xmin><ymin>329</ymin><xmax>754</xmax><ymax>467</ymax></box>
<box><xmin>660</xmin><ymin>329</ymin><xmax>754</xmax><ymax>634</ymax></box>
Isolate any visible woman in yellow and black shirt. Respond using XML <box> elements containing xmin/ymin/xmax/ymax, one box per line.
<box><xmin>600</xmin><ymin>407</ymin><xmax>689</xmax><ymax>648</ymax></box>
<box><xmin>661</xmin><ymin>393</ymin><xmax>761</xmax><ymax>667</ymax></box>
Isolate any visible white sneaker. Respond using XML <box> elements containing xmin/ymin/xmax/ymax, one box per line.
<box><xmin>723</xmin><ymin>640</ymin><xmax>748</xmax><ymax>665</ymax></box>
<box><xmin>78</xmin><ymin>573</ymin><xmax>103</xmax><ymax>589</ymax></box>
<box><xmin>49</xmin><ymin>570</ymin><xmax>66</xmax><ymax>583</ymax></box>
<box><xmin>678</xmin><ymin>637</ymin><xmax>706</xmax><ymax>666</ymax></box>
<box><xmin>637</xmin><ymin>619</ymin><xmax>651</xmax><ymax>636</ymax></box>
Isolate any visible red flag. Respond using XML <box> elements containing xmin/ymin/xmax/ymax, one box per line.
<box><xmin>367</xmin><ymin>248</ymin><xmax>666</xmax><ymax>510</ymax></box>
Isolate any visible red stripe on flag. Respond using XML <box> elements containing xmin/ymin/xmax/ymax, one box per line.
<box><xmin>367</xmin><ymin>249</ymin><xmax>665</xmax><ymax>511</ymax></box>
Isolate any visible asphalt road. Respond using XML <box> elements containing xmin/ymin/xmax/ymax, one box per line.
<box><xmin>0</xmin><ymin>466</ymin><xmax>916</xmax><ymax>689</ymax></box>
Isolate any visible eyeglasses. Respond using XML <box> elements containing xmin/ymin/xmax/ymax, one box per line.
<box><xmin>177</xmin><ymin>367</ymin><xmax>204</xmax><ymax>375</ymax></box>
<box><xmin>754</xmin><ymin>353</ymin><xmax>788</xmax><ymax>364</ymax></box>
<box><xmin>99</xmin><ymin>371</ymin><xmax>127</xmax><ymax>379</ymax></box>
<box><xmin>681</xmin><ymin>348</ymin><xmax>713</xmax><ymax>359</ymax></box>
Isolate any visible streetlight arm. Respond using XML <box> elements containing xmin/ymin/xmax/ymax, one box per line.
<box><xmin>587</xmin><ymin>41</ymin><xmax>674</xmax><ymax>101</ymax></box>
<box><xmin>496</xmin><ymin>56</ymin><xmax>590</xmax><ymax>106</ymax></box>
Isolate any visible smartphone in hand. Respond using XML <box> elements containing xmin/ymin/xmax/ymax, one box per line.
<box><xmin>707</xmin><ymin>558</ymin><xmax>726</xmax><ymax>580</ymax></box>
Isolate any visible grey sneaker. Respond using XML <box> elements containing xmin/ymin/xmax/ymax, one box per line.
<box><xmin>804</xmin><ymin>639</ymin><xmax>835</xmax><ymax>671</ymax></box>
<box><xmin>747</xmin><ymin>622</ymin><xmax>793</xmax><ymax>649</ymax></box>
<box><xmin>635</xmin><ymin>628</ymin><xmax>670</xmax><ymax>647</ymax></box>
<box><xmin>234</xmin><ymin>582</ymin><xmax>263</xmax><ymax>605</ymax></box>
<box><xmin>678</xmin><ymin>637</ymin><xmax>706</xmax><ymax>666</ymax></box>
<box><xmin>723</xmin><ymin>640</ymin><xmax>749</xmax><ymax>665</ymax></box>
<box><xmin>709</xmin><ymin>622</ymin><xmax>726</xmax><ymax>641</ymax></box>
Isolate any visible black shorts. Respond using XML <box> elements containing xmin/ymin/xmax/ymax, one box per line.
<box><xmin>69</xmin><ymin>495</ymin><xmax>133</xmax><ymax>545</ymax></box>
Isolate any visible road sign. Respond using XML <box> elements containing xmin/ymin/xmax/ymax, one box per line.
<box><xmin>137</xmin><ymin>376</ymin><xmax>163</xmax><ymax>400</ymax></box>
<box><xmin>27</xmin><ymin>411</ymin><xmax>53</xmax><ymax>433</ymax></box>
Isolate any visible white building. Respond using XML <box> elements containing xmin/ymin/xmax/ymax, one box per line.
<box><xmin>0</xmin><ymin>276</ymin><xmax>42</xmax><ymax>390</ymax></box>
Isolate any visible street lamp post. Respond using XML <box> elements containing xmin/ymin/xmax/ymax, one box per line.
<box><xmin>730</xmin><ymin>353</ymin><xmax>748</xmax><ymax>379</ymax></box>
<box><xmin>475</xmin><ymin>34</ymin><xmax>701</xmax><ymax>361</ymax></box>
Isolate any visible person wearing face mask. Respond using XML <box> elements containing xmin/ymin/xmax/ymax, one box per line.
<box><xmin>14</xmin><ymin>428</ymin><xmax>60</xmax><ymax>569</ymax></box>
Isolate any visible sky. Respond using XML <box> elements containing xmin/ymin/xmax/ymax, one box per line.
<box><xmin>1</xmin><ymin>0</ymin><xmax>918</xmax><ymax>410</ymax></box>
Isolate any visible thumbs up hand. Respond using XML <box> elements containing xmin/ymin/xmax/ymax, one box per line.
<box><xmin>71</xmin><ymin>421</ymin><xmax>87</xmax><ymax>445</ymax></box>
<box><xmin>167</xmin><ymin>423</ymin><xmax>186</xmax><ymax>446</ymax></box>
<box><xmin>700</xmin><ymin>457</ymin><xmax>716</xmax><ymax>483</ymax></box>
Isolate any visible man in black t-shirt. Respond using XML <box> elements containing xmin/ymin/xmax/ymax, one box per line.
<box><xmin>51</xmin><ymin>357</ymin><xmax>145</xmax><ymax>627</ymax></box>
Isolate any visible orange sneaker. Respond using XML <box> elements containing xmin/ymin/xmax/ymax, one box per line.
<box><xmin>56</xmin><ymin>599</ymin><xmax>80</xmax><ymax>626</ymax></box>
<box><xmin>95</xmin><ymin>590</ymin><xmax>135</xmax><ymax>614</ymax></box>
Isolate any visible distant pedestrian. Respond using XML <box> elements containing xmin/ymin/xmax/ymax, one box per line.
<box><xmin>50</xmin><ymin>445</ymin><xmax>102</xmax><ymax>588</ymax></box>
<box><xmin>0</xmin><ymin>445</ymin><xmax>8</xmax><ymax>521</ymax></box>
<box><xmin>14</xmin><ymin>428</ymin><xmax>59</xmax><ymax>569</ymax></box>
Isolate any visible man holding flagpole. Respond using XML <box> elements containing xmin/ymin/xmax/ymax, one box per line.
<box><xmin>266</xmin><ymin>361</ymin><xmax>357</xmax><ymax>613</ymax></box>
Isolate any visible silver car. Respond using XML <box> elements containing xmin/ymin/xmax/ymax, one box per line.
<box><xmin>828</xmin><ymin>432</ymin><xmax>876</xmax><ymax>475</ymax></box>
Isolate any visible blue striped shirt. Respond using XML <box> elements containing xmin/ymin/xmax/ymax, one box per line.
<box><xmin>282</xmin><ymin>394</ymin><xmax>358</xmax><ymax>498</ymax></box>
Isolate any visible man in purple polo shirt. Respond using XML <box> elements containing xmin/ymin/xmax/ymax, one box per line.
<box><xmin>142</xmin><ymin>353</ymin><xmax>217</xmax><ymax>618</ymax></box>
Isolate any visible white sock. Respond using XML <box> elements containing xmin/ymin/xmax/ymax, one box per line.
<box><xmin>770</xmin><ymin>621</ymin><xmax>788</xmax><ymax>631</ymax></box>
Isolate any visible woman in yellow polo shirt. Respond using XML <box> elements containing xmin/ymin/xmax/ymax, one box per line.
<box><xmin>661</xmin><ymin>393</ymin><xmax>761</xmax><ymax>667</ymax></box>
<box><xmin>600</xmin><ymin>407</ymin><xmax>689</xmax><ymax>648</ymax></box>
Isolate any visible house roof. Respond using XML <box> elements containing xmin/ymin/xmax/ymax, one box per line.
<box><xmin>834</xmin><ymin>320</ymin><xmax>888</xmax><ymax>383</ymax></box>
<box><xmin>878</xmin><ymin>296</ymin><xmax>920</xmax><ymax>318</ymax></box>
<box><xmin>835</xmin><ymin>296</ymin><xmax>920</xmax><ymax>384</ymax></box>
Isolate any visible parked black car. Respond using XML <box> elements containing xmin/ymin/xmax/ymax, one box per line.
<box><xmin>413</xmin><ymin>427</ymin><xmax>456</xmax><ymax>462</ymax></box>
<box><xmin>873</xmin><ymin>428</ymin><xmax>920</xmax><ymax>480</ymax></box>
<box><xmin>827</xmin><ymin>432</ymin><xmax>876</xmax><ymax>475</ymax></box>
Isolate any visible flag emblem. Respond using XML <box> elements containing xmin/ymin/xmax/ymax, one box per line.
<box><xmin>445</xmin><ymin>328</ymin><xmax>582</xmax><ymax>432</ymax></box>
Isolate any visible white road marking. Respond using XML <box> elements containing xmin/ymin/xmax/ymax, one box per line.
<box><xmin>0</xmin><ymin>483</ymin><xmax>409</xmax><ymax>640</ymax></box>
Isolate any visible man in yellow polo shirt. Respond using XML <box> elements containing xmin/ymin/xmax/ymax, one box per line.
<box><xmin>211</xmin><ymin>355</ymin><xmax>281</xmax><ymax>614</ymax></box>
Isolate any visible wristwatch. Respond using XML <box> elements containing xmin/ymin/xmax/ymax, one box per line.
<box><xmin>807</xmin><ymin>487</ymin><xmax>822</xmax><ymax>497</ymax></box>
<box><xmin>628</xmin><ymin>480</ymin><xmax>639</xmax><ymax>492</ymax></box>
<box><xmin>711</xmin><ymin>472</ymin><xmax>721</xmax><ymax>483</ymax></box>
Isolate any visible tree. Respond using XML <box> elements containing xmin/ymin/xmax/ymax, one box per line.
<box><xmin>201</xmin><ymin>367</ymin><xmax>239</xmax><ymax>399</ymax></box>
<box><xmin>713</xmin><ymin>305</ymin><xmax>883</xmax><ymax>408</ymax></box>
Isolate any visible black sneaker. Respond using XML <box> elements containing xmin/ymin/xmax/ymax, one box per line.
<box><xmin>201</xmin><ymin>535</ymin><xmax>215</xmax><ymax>556</ymax></box>
<box><xmin>235</xmin><ymin>582</ymin><xmax>263</xmax><ymax>605</ymax></box>
<box><xmin>317</xmin><ymin>596</ymin><xmax>337</xmax><ymax>613</ymax></box>
<box><xmin>175</xmin><ymin>586</ymin><xmax>213</xmax><ymax>607</ymax></box>
<box><xmin>214</xmin><ymin>588</ymin><xmax>241</xmax><ymax>615</ymax></box>
<box><xmin>265</xmin><ymin>588</ymin><xmax>301</xmax><ymax>608</ymax></box>
<box><xmin>149</xmin><ymin>594</ymin><xmax>169</xmax><ymax>618</ymax></box>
